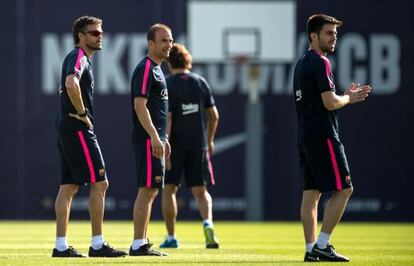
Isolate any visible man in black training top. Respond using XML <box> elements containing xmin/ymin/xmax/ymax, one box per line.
<box><xmin>293</xmin><ymin>14</ymin><xmax>371</xmax><ymax>262</ymax></box>
<box><xmin>129</xmin><ymin>23</ymin><xmax>173</xmax><ymax>256</ymax></box>
<box><xmin>53</xmin><ymin>15</ymin><xmax>127</xmax><ymax>258</ymax></box>
<box><xmin>159</xmin><ymin>43</ymin><xmax>219</xmax><ymax>249</ymax></box>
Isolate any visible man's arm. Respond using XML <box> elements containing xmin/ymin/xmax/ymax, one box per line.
<box><xmin>206</xmin><ymin>106</ymin><xmax>219</xmax><ymax>154</ymax></box>
<box><xmin>321</xmin><ymin>83</ymin><xmax>371</xmax><ymax>111</ymax></box>
<box><xmin>66</xmin><ymin>74</ymin><xmax>93</xmax><ymax>128</ymax></box>
<box><xmin>134</xmin><ymin>97</ymin><xmax>164</xmax><ymax>159</ymax></box>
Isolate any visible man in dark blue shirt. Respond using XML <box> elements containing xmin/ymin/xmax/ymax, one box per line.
<box><xmin>129</xmin><ymin>23</ymin><xmax>173</xmax><ymax>256</ymax></box>
<box><xmin>159</xmin><ymin>43</ymin><xmax>219</xmax><ymax>249</ymax></box>
<box><xmin>53</xmin><ymin>16</ymin><xmax>126</xmax><ymax>258</ymax></box>
<box><xmin>294</xmin><ymin>14</ymin><xmax>371</xmax><ymax>262</ymax></box>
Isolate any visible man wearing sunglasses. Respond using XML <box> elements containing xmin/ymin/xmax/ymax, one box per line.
<box><xmin>53</xmin><ymin>15</ymin><xmax>127</xmax><ymax>258</ymax></box>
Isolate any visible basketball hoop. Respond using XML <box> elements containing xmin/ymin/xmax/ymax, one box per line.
<box><xmin>233</xmin><ymin>54</ymin><xmax>250</xmax><ymax>66</ymax></box>
<box><xmin>230</xmin><ymin>54</ymin><xmax>261</xmax><ymax>103</ymax></box>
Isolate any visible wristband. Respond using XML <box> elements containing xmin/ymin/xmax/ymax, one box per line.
<box><xmin>78</xmin><ymin>108</ymin><xmax>88</xmax><ymax>117</ymax></box>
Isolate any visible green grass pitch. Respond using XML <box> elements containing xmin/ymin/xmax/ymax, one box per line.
<box><xmin>0</xmin><ymin>221</ymin><xmax>413</xmax><ymax>265</ymax></box>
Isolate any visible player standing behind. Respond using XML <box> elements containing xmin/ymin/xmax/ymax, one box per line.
<box><xmin>129</xmin><ymin>24</ymin><xmax>173</xmax><ymax>256</ymax></box>
<box><xmin>294</xmin><ymin>14</ymin><xmax>371</xmax><ymax>262</ymax></box>
<box><xmin>53</xmin><ymin>15</ymin><xmax>127</xmax><ymax>258</ymax></box>
<box><xmin>159</xmin><ymin>43</ymin><xmax>220</xmax><ymax>249</ymax></box>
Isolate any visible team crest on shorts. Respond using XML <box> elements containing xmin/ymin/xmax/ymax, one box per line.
<box><xmin>155</xmin><ymin>176</ymin><xmax>162</xmax><ymax>183</ymax></box>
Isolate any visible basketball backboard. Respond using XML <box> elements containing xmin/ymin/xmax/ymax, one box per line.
<box><xmin>188</xmin><ymin>0</ymin><xmax>296</xmax><ymax>63</ymax></box>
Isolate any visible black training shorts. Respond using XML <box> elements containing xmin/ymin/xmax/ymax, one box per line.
<box><xmin>57</xmin><ymin>128</ymin><xmax>106</xmax><ymax>185</ymax></box>
<box><xmin>132</xmin><ymin>138</ymin><xmax>165</xmax><ymax>189</ymax></box>
<box><xmin>165</xmin><ymin>149</ymin><xmax>215</xmax><ymax>187</ymax></box>
<box><xmin>299</xmin><ymin>138</ymin><xmax>352</xmax><ymax>192</ymax></box>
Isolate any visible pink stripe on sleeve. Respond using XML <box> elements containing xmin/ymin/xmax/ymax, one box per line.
<box><xmin>146</xmin><ymin>139</ymin><xmax>152</xmax><ymax>187</ymax></box>
<box><xmin>206</xmin><ymin>151</ymin><xmax>215</xmax><ymax>185</ymax></box>
<box><xmin>141</xmin><ymin>59</ymin><xmax>152</xmax><ymax>95</ymax></box>
<box><xmin>77</xmin><ymin>131</ymin><xmax>96</xmax><ymax>184</ymax></box>
<box><xmin>320</xmin><ymin>56</ymin><xmax>334</xmax><ymax>89</ymax></box>
<box><xmin>74</xmin><ymin>48</ymin><xmax>84</xmax><ymax>76</ymax></box>
<box><xmin>327</xmin><ymin>138</ymin><xmax>342</xmax><ymax>190</ymax></box>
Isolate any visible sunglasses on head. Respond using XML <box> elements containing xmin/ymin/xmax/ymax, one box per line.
<box><xmin>84</xmin><ymin>30</ymin><xmax>104</xmax><ymax>37</ymax></box>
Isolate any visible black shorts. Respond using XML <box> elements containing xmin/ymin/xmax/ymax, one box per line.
<box><xmin>165</xmin><ymin>149</ymin><xmax>215</xmax><ymax>187</ymax></box>
<box><xmin>132</xmin><ymin>138</ymin><xmax>165</xmax><ymax>189</ymax></box>
<box><xmin>57</xmin><ymin>129</ymin><xmax>106</xmax><ymax>185</ymax></box>
<box><xmin>299</xmin><ymin>138</ymin><xmax>352</xmax><ymax>193</ymax></box>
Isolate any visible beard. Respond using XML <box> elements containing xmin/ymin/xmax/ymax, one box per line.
<box><xmin>86</xmin><ymin>43</ymin><xmax>102</xmax><ymax>51</ymax></box>
<box><xmin>320</xmin><ymin>41</ymin><xmax>335</xmax><ymax>54</ymax></box>
<box><xmin>321</xmin><ymin>46</ymin><xmax>333</xmax><ymax>54</ymax></box>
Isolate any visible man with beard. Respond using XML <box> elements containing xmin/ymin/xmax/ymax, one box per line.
<box><xmin>53</xmin><ymin>16</ymin><xmax>127</xmax><ymax>258</ymax></box>
<box><xmin>293</xmin><ymin>14</ymin><xmax>371</xmax><ymax>262</ymax></box>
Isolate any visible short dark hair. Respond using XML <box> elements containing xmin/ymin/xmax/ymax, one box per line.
<box><xmin>307</xmin><ymin>14</ymin><xmax>343</xmax><ymax>42</ymax></box>
<box><xmin>72</xmin><ymin>16</ymin><xmax>102</xmax><ymax>44</ymax></box>
<box><xmin>168</xmin><ymin>43</ymin><xmax>192</xmax><ymax>69</ymax></box>
<box><xmin>147</xmin><ymin>23</ymin><xmax>171</xmax><ymax>41</ymax></box>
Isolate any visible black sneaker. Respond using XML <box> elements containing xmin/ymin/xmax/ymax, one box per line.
<box><xmin>129</xmin><ymin>242</ymin><xmax>167</xmax><ymax>256</ymax></box>
<box><xmin>52</xmin><ymin>246</ymin><xmax>86</xmax><ymax>257</ymax></box>
<box><xmin>304</xmin><ymin>252</ymin><xmax>319</xmax><ymax>262</ymax></box>
<box><xmin>88</xmin><ymin>242</ymin><xmax>127</xmax><ymax>257</ymax></box>
<box><xmin>312</xmin><ymin>244</ymin><xmax>350</xmax><ymax>262</ymax></box>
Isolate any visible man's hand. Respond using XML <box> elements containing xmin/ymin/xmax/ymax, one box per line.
<box><xmin>151</xmin><ymin>136</ymin><xmax>164</xmax><ymax>159</ymax></box>
<box><xmin>344</xmin><ymin>83</ymin><xmax>372</xmax><ymax>104</ymax></box>
<box><xmin>69</xmin><ymin>113</ymin><xmax>93</xmax><ymax>129</ymax></box>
